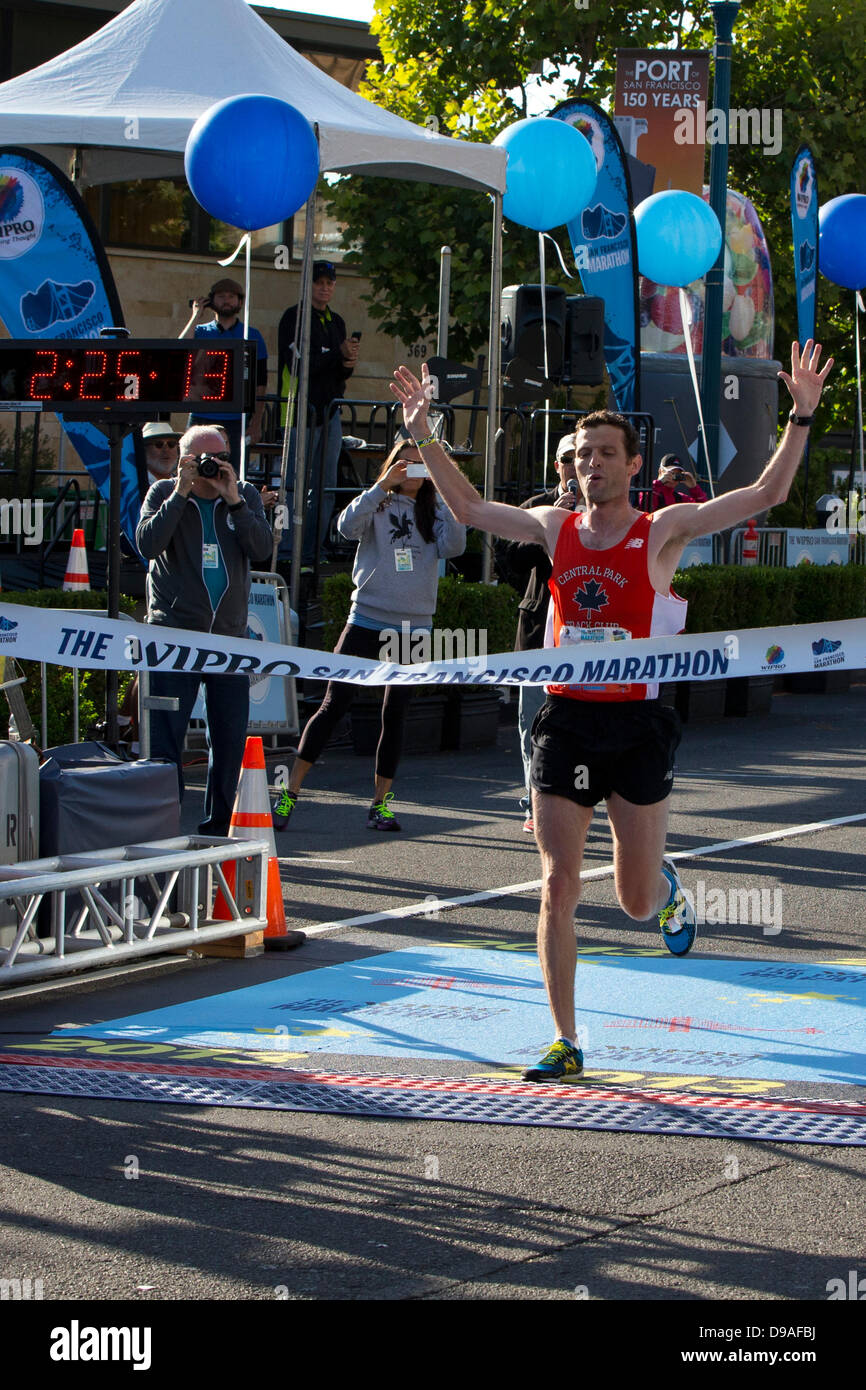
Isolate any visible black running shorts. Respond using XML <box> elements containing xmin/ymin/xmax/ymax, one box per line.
<box><xmin>529</xmin><ymin>695</ymin><xmax>682</xmax><ymax>808</ymax></box>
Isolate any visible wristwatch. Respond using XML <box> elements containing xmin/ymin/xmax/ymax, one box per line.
<box><xmin>788</xmin><ymin>411</ymin><xmax>814</xmax><ymax>426</ymax></box>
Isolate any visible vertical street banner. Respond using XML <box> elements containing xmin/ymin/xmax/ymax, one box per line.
<box><xmin>614</xmin><ymin>49</ymin><xmax>710</xmax><ymax>196</ymax></box>
<box><xmin>550</xmin><ymin>99</ymin><xmax>640</xmax><ymax>413</ymax></box>
<box><xmin>790</xmin><ymin>147</ymin><xmax>818</xmax><ymax>349</ymax></box>
<box><xmin>0</xmin><ymin>147</ymin><xmax>145</xmax><ymax>551</ymax></box>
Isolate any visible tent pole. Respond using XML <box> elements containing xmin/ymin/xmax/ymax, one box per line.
<box><xmin>288</xmin><ymin>185</ymin><xmax>318</xmax><ymax>620</ymax></box>
<box><xmin>481</xmin><ymin>192</ymin><xmax>503</xmax><ymax>584</ymax></box>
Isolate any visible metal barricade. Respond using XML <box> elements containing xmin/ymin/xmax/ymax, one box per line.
<box><xmin>0</xmin><ymin>835</ymin><xmax>269</xmax><ymax>985</ymax></box>
<box><xmin>729</xmin><ymin>526</ymin><xmax>854</xmax><ymax>566</ymax></box>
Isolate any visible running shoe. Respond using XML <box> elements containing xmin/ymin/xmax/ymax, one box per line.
<box><xmin>367</xmin><ymin>791</ymin><xmax>402</xmax><ymax>832</ymax></box>
<box><xmin>272</xmin><ymin>788</ymin><xmax>297</xmax><ymax>831</ymax></box>
<box><xmin>658</xmin><ymin>857</ymin><xmax>697</xmax><ymax>956</ymax></box>
<box><xmin>522</xmin><ymin>816</ymin><xmax>535</xmax><ymax>833</ymax></box>
<box><xmin>521</xmin><ymin>1038</ymin><xmax>584</xmax><ymax>1083</ymax></box>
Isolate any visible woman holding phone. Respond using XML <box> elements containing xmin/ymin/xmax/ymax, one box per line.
<box><xmin>272</xmin><ymin>437</ymin><xmax>466</xmax><ymax>831</ymax></box>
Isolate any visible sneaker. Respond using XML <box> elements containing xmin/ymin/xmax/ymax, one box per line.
<box><xmin>521</xmin><ymin>1038</ymin><xmax>584</xmax><ymax>1083</ymax></box>
<box><xmin>367</xmin><ymin>791</ymin><xmax>401</xmax><ymax>832</ymax></box>
<box><xmin>522</xmin><ymin>816</ymin><xmax>535</xmax><ymax>833</ymax></box>
<box><xmin>658</xmin><ymin>857</ymin><xmax>697</xmax><ymax>956</ymax></box>
<box><xmin>272</xmin><ymin>788</ymin><xmax>297</xmax><ymax>831</ymax></box>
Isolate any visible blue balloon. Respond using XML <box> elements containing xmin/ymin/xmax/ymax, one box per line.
<box><xmin>493</xmin><ymin>118</ymin><xmax>596</xmax><ymax>232</ymax></box>
<box><xmin>185</xmin><ymin>95</ymin><xmax>319</xmax><ymax>231</ymax></box>
<box><xmin>635</xmin><ymin>191</ymin><xmax>723</xmax><ymax>288</ymax></box>
<box><xmin>819</xmin><ymin>194</ymin><xmax>866</xmax><ymax>291</ymax></box>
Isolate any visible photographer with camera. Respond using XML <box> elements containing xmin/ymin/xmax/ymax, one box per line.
<box><xmin>136</xmin><ymin>425</ymin><xmax>273</xmax><ymax>836</ymax></box>
<box><xmin>647</xmin><ymin>455</ymin><xmax>708</xmax><ymax>509</ymax></box>
<box><xmin>180</xmin><ymin>277</ymin><xmax>269</xmax><ymax>465</ymax></box>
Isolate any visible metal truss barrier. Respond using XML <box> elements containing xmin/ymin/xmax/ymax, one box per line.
<box><xmin>0</xmin><ymin>836</ymin><xmax>270</xmax><ymax>985</ymax></box>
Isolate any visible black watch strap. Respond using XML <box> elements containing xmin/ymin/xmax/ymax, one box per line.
<box><xmin>789</xmin><ymin>411</ymin><xmax>814</xmax><ymax>426</ymax></box>
<box><xmin>227</xmin><ymin>498</ymin><xmax>245</xmax><ymax>512</ymax></box>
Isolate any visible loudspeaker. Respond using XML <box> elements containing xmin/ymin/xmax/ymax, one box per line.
<box><xmin>564</xmin><ymin>296</ymin><xmax>606</xmax><ymax>386</ymax></box>
<box><xmin>500</xmin><ymin>284</ymin><xmax>566</xmax><ymax>380</ymax></box>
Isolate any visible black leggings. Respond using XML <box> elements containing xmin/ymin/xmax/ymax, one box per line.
<box><xmin>297</xmin><ymin>623</ymin><xmax>412</xmax><ymax>779</ymax></box>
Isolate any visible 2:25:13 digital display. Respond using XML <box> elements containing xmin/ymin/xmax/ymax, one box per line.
<box><xmin>0</xmin><ymin>340</ymin><xmax>248</xmax><ymax>413</ymax></box>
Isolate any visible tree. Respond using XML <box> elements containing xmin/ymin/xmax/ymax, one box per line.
<box><xmin>326</xmin><ymin>1</ymin><xmax>701</xmax><ymax>362</ymax></box>
<box><xmin>327</xmin><ymin>0</ymin><xmax>866</xmax><ymax>439</ymax></box>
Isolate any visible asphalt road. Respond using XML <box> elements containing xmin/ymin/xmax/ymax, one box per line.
<box><xmin>0</xmin><ymin>682</ymin><xmax>864</xmax><ymax>1342</ymax></box>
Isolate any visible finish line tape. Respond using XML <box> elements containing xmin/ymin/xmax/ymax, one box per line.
<box><xmin>0</xmin><ymin>602</ymin><xmax>863</xmax><ymax>686</ymax></box>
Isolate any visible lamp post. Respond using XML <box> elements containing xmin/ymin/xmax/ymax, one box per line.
<box><xmin>699</xmin><ymin>0</ymin><xmax>741</xmax><ymax>483</ymax></box>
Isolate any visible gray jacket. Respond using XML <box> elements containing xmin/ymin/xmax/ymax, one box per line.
<box><xmin>339</xmin><ymin>484</ymin><xmax>466</xmax><ymax>627</ymax></box>
<box><xmin>136</xmin><ymin>480</ymin><xmax>273</xmax><ymax>637</ymax></box>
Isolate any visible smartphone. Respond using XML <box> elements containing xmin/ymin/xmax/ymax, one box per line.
<box><xmin>351</xmin><ymin>331</ymin><xmax>362</xmax><ymax>341</ymax></box>
<box><xmin>405</xmin><ymin>463</ymin><xmax>428</xmax><ymax>478</ymax></box>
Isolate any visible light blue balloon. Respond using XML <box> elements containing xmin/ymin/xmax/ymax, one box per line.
<box><xmin>819</xmin><ymin>195</ymin><xmax>866</xmax><ymax>291</ymax></box>
<box><xmin>493</xmin><ymin>117</ymin><xmax>597</xmax><ymax>232</ymax></box>
<box><xmin>185</xmin><ymin>95</ymin><xmax>319</xmax><ymax>231</ymax></box>
<box><xmin>635</xmin><ymin>191</ymin><xmax>723</xmax><ymax>288</ymax></box>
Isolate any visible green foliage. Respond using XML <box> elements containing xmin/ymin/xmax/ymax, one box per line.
<box><xmin>433</xmin><ymin>574</ymin><xmax>519</xmax><ymax>651</ymax></box>
<box><xmin>321</xmin><ymin>571</ymin><xmax>354</xmax><ymax>649</ymax></box>
<box><xmin>673</xmin><ymin>563</ymin><xmax>866</xmax><ymax>633</ymax></box>
<box><xmin>327</xmin><ymin>0</ymin><xmax>700</xmax><ymax>360</ymax></box>
<box><xmin>0</xmin><ymin>424</ymin><xmax>58</xmax><ymax>499</ymax></box>
<box><xmin>329</xmin><ymin>0</ymin><xmax>866</xmax><ymax>452</ymax></box>
<box><xmin>1</xmin><ymin>589</ymin><xmax>136</xmax><ymax>746</ymax></box>
<box><xmin>321</xmin><ymin>572</ymin><xmax>519</xmax><ymax>652</ymax></box>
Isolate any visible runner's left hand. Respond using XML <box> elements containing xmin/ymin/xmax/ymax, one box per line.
<box><xmin>779</xmin><ymin>340</ymin><xmax>834</xmax><ymax>417</ymax></box>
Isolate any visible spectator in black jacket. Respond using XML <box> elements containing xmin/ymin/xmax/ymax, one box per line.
<box><xmin>496</xmin><ymin>434</ymin><xmax>580</xmax><ymax>832</ymax></box>
<box><xmin>277</xmin><ymin>261</ymin><xmax>360</xmax><ymax>564</ymax></box>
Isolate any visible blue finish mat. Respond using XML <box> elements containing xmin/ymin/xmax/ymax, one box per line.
<box><xmin>62</xmin><ymin>947</ymin><xmax>866</xmax><ymax>1086</ymax></box>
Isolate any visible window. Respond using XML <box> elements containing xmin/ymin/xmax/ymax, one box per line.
<box><xmin>84</xmin><ymin>178</ymin><xmax>289</xmax><ymax>259</ymax></box>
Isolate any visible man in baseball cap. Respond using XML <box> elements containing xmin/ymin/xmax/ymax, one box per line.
<box><xmin>277</xmin><ymin>259</ymin><xmax>360</xmax><ymax>564</ymax></box>
<box><xmin>180</xmin><ymin>276</ymin><xmax>268</xmax><ymax>464</ymax></box>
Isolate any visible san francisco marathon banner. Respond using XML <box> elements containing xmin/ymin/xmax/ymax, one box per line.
<box><xmin>549</xmin><ymin>99</ymin><xmax>640</xmax><ymax>413</ymax></box>
<box><xmin>0</xmin><ymin>604</ymin><xmax>862</xmax><ymax>686</ymax></box>
<box><xmin>0</xmin><ymin>147</ymin><xmax>145</xmax><ymax>551</ymax></box>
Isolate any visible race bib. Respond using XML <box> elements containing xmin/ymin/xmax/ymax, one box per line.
<box><xmin>558</xmin><ymin>625</ymin><xmax>632</xmax><ymax>694</ymax></box>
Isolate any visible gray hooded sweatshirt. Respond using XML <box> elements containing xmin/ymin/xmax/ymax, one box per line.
<box><xmin>338</xmin><ymin>484</ymin><xmax>466</xmax><ymax>628</ymax></box>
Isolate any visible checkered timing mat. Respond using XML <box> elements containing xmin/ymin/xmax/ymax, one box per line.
<box><xmin>56</xmin><ymin>946</ymin><xmax>866</xmax><ymax>1086</ymax></box>
<box><xmin>0</xmin><ymin>1050</ymin><xmax>865</xmax><ymax>1145</ymax></box>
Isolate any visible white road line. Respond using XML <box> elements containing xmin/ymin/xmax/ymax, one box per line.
<box><xmin>298</xmin><ymin>811</ymin><xmax>866</xmax><ymax>939</ymax></box>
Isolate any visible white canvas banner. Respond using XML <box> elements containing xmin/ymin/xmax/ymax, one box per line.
<box><xmin>0</xmin><ymin>603</ymin><xmax>863</xmax><ymax>687</ymax></box>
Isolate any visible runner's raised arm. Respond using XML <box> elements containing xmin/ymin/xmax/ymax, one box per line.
<box><xmin>390</xmin><ymin>364</ymin><xmax>564</xmax><ymax>551</ymax></box>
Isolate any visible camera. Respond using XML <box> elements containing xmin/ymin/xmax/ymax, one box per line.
<box><xmin>196</xmin><ymin>454</ymin><xmax>221</xmax><ymax>479</ymax></box>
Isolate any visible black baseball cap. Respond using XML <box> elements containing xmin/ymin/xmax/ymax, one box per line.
<box><xmin>312</xmin><ymin>260</ymin><xmax>337</xmax><ymax>281</ymax></box>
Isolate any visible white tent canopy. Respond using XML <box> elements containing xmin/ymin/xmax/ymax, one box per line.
<box><xmin>0</xmin><ymin>0</ymin><xmax>506</xmax><ymax>194</ymax></box>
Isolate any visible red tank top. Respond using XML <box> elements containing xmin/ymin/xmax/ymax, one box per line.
<box><xmin>546</xmin><ymin>510</ymin><xmax>687</xmax><ymax>702</ymax></box>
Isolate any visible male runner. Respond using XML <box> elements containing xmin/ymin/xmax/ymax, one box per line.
<box><xmin>391</xmin><ymin>341</ymin><xmax>832</xmax><ymax>1082</ymax></box>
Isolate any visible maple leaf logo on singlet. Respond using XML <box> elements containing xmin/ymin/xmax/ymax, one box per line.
<box><xmin>573</xmin><ymin>578</ymin><xmax>609</xmax><ymax>616</ymax></box>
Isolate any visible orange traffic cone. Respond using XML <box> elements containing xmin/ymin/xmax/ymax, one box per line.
<box><xmin>213</xmin><ymin>736</ymin><xmax>305</xmax><ymax>951</ymax></box>
<box><xmin>63</xmin><ymin>528</ymin><xmax>90</xmax><ymax>591</ymax></box>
